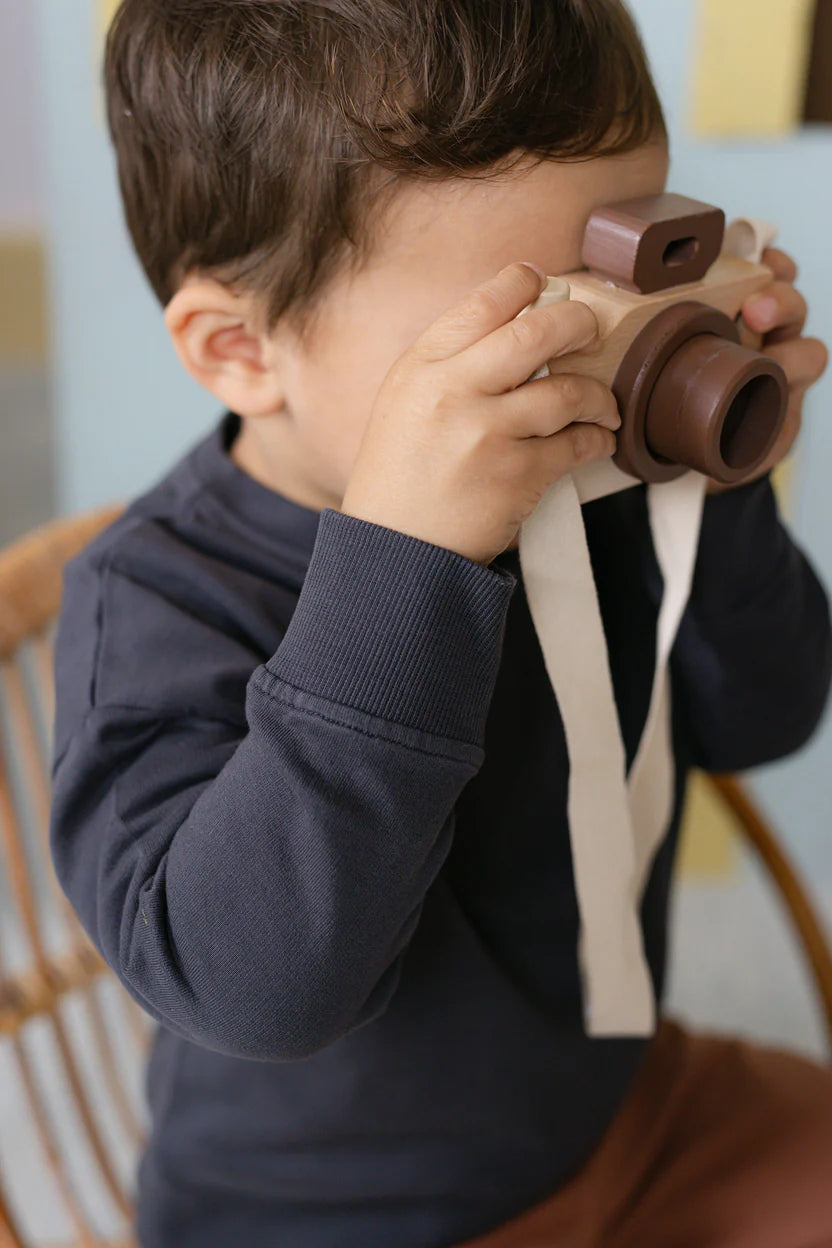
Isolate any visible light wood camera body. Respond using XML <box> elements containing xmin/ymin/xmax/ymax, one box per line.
<box><xmin>547</xmin><ymin>253</ymin><xmax>772</xmax><ymax>387</ymax></box>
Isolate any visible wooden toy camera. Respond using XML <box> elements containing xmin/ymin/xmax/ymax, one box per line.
<box><xmin>537</xmin><ymin>193</ymin><xmax>789</xmax><ymax>485</ymax></box>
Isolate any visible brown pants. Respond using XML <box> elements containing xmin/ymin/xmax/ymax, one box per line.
<box><xmin>459</xmin><ymin>1018</ymin><xmax>832</xmax><ymax>1248</ymax></box>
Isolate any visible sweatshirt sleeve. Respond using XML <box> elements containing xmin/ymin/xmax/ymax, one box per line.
<box><xmin>669</xmin><ymin>472</ymin><xmax>832</xmax><ymax>772</ymax></box>
<box><xmin>49</xmin><ymin>508</ymin><xmax>516</xmax><ymax>1061</ymax></box>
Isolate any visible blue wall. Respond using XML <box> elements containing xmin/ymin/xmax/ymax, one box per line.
<box><xmin>37</xmin><ymin>0</ymin><xmax>832</xmax><ymax>873</ymax></box>
<box><xmin>36</xmin><ymin>0</ymin><xmax>215</xmax><ymax>514</ymax></box>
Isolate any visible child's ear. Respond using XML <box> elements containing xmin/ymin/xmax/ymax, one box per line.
<box><xmin>164</xmin><ymin>278</ymin><xmax>286</xmax><ymax>417</ymax></box>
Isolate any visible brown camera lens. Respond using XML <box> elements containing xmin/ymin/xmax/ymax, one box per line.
<box><xmin>644</xmin><ymin>334</ymin><xmax>786</xmax><ymax>483</ymax></box>
<box><xmin>612</xmin><ymin>302</ymin><xmax>789</xmax><ymax>484</ymax></box>
<box><xmin>720</xmin><ymin>373</ymin><xmax>785</xmax><ymax>469</ymax></box>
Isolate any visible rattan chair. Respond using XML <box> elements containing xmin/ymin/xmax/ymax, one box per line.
<box><xmin>0</xmin><ymin>505</ymin><xmax>831</xmax><ymax>1246</ymax></box>
<box><xmin>0</xmin><ymin>504</ymin><xmax>147</xmax><ymax>1248</ymax></box>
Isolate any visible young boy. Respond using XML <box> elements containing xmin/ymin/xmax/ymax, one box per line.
<box><xmin>50</xmin><ymin>2</ymin><xmax>832</xmax><ymax>1246</ymax></box>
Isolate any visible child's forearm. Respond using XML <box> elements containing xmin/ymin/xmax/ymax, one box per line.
<box><xmin>669</xmin><ymin>472</ymin><xmax>832</xmax><ymax>772</ymax></box>
<box><xmin>50</xmin><ymin>510</ymin><xmax>516</xmax><ymax>1061</ymax></box>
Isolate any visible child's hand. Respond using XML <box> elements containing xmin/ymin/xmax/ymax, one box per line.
<box><xmin>706</xmin><ymin>247</ymin><xmax>828</xmax><ymax>495</ymax></box>
<box><xmin>339</xmin><ymin>262</ymin><xmax>620</xmax><ymax>567</ymax></box>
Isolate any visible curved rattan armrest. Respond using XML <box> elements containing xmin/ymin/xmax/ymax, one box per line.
<box><xmin>0</xmin><ymin>505</ymin><xmax>125</xmax><ymax>661</ymax></box>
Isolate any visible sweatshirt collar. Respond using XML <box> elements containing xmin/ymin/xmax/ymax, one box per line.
<box><xmin>190</xmin><ymin>409</ymin><xmax>521</xmax><ymax>580</ymax></box>
<box><xmin>189</xmin><ymin>411</ymin><xmax>324</xmax><ymax>569</ymax></box>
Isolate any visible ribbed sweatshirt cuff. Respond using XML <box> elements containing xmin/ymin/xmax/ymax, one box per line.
<box><xmin>260</xmin><ymin>508</ymin><xmax>517</xmax><ymax>744</ymax></box>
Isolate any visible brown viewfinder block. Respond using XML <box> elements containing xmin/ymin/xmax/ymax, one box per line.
<box><xmin>582</xmin><ymin>193</ymin><xmax>726</xmax><ymax>295</ymax></box>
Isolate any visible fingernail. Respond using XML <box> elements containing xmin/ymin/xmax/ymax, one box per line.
<box><xmin>750</xmin><ymin>295</ymin><xmax>778</xmax><ymax>327</ymax></box>
<box><xmin>520</xmin><ymin>261</ymin><xmax>547</xmax><ymax>285</ymax></box>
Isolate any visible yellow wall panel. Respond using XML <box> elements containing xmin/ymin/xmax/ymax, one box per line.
<box><xmin>99</xmin><ymin>0</ymin><xmax>119</xmax><ymax>40</ymax></box>
<box><xmin>678</xmin><ymin>772</ymin><xmax>739</xmax><ymax>877</ymax></box>
<box><xmin>692</xmin><ymin>0</ymin><xmax>816</xmax><ymax>137</ymax></box>
<box><xmin>0</xmin><ymin>236</ymin><xmax>48</xmax><ymax>365</ymax></box>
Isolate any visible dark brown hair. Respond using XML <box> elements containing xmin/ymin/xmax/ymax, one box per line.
<box><xmin>105</xmin><ymin>0</ymin><xmax>666</xmax><ymax>337</ymax></box>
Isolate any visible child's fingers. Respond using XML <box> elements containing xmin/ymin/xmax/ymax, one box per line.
<box><xmin>547</xmin><ymin>423</ymin><xmax>619</xmax><ymax>473</ymax></box>
<box><xmin>760</xmin><ymin>247</ymin><xmax>798</xmax><ymax>283</ymax></box>
<box><xmin>763</xmin><ymin>336</ymin><xmax>829</xmax><ymax>389</ymax></box>
<box><xmin>503</xmin><ymin>417</ymin><xmax>618</xmax><ymax>495</ymax></box>
<box><xmin>456</xmin><ymin>300</ymin><xmax>601</xmax><ymax>396</ymax></box>
<box><xmin>412</xmin><ymin>262</ymin><xmax>546</xmax><ymax>363</ymax></box>
<box><xmin>491</xmin><ymin>371</ymin><xmax>621</xmax><ymax>439</ymax></box>
<box><xmin>742</xmin><ymin>280</ymin><xmax>808</xmax><ymax>337</ymax></box>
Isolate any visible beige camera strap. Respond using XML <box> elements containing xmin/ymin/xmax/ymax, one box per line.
<box><xmin>519</xmin><ymin>468</ymin><xmax>706</xmax><ymax>1036</ymax></box>
<box><xmin>515</xmin><ymin>277</ymin><xmax>710</xmax><ymax>1035</ymax></box>
<box><xmin>515</xmin><ymin>217</ymin><xmax>774</xmax><ymax>1036</ymax></box>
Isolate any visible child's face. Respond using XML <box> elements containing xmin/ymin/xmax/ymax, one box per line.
<box><xmin>227</xmin><ymin>139</ymin><xmax>671</xmax><ymax>513</ymax></box>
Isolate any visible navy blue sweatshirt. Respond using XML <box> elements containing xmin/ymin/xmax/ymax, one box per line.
<box><xmin>50</xmin><ymin>410</ymin><xmax>832</xmax><ymax>1247</ymax></box>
